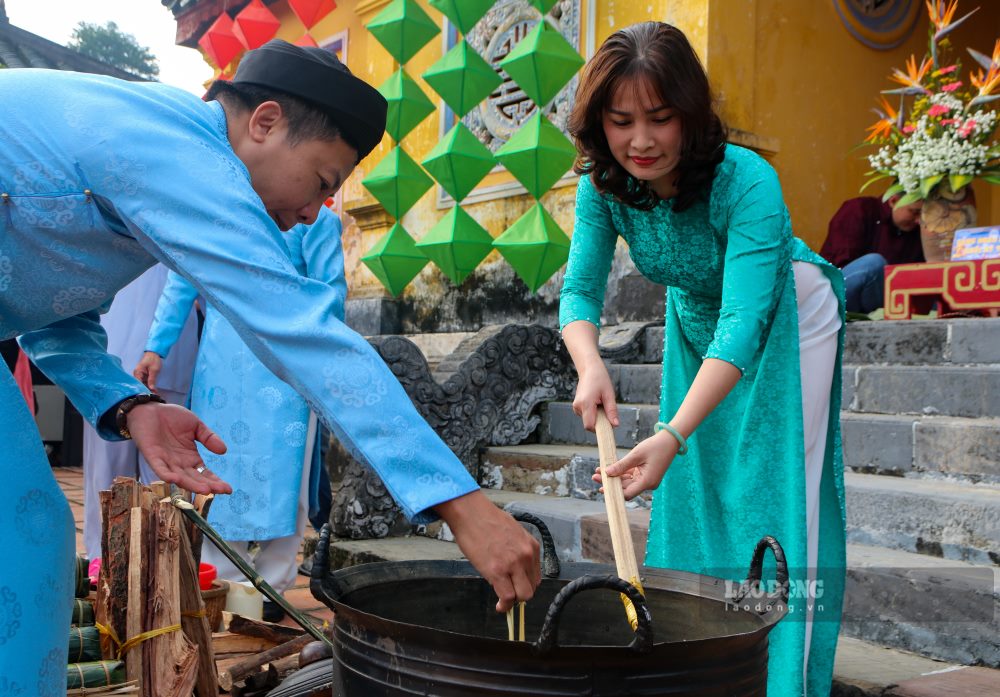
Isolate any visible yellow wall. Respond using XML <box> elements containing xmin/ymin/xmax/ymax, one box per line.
<box><xmin>241</xmin><ymin>0</ymin><xmax>999</xmax><ymax>301</ymax></box>
<box><xmin>705</xmin><ymin>0</ymin><xmax>999</xmax><ymax>248</ymax></box>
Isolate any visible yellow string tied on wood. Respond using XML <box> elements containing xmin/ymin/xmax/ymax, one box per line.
<box><xmin>96</xmin><ymin>621</ymin><xmax>183</xmax><ymax>659</ymax></box>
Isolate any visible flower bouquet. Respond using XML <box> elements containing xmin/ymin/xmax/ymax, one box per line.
<box><xmin>863</xmin><ymin>1</ymin><xmax>999</xmax><ymax>260</ymax></box>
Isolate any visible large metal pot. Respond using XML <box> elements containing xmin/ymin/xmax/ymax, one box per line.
<box><xmin>310</xmin><ymin>515</ymin><xmax>788</xmax><ymax>696</ymax></box>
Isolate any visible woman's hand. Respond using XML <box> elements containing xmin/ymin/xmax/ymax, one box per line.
<box><xmin>562</xmin><ymin>320</ymin><xmax>620</xmax><ymax>430</ymax></box>
<box><xmin>133</xmin><ymin>351</ymin><xmax>164</xmax><ymax>393</ymax></box>
<box><xmin>573</xmin><ymin>357</ymin><xmax>619</xmax><ymax>431</ymax></box>
<box><xmin>593</xmin><ymin>430</ymin><xmax>679</xmax><ymax>500</ymax></box>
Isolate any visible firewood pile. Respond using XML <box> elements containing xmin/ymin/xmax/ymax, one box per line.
<box><xmin>94</xmin><ymin>477</ymin><xmax>330</xmax><ymax>696</ymax></box>
<box><xmin>214</xmin><ymin>613</ymin><xmax>328</xmax><ymax>696</ymax></box>
<box><xmin>95</xmin><ymin>478</ymin><xmax>215</xmax><ymax>695</ymax></box>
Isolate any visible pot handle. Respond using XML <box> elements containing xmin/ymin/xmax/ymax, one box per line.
<box><xmin>511</xmin><ymin>512</ymin><xmax>561</xmax><ymax>579</ymax></box>
<box><xmin>533</xmin><ymin>574</ymin><xmax>653</xmax><ymax>655</ymax></box>
<box><xmin>310</xmin><ymin>524</ymin><xmax>346</xmax><ymax>601</ymax></box>
<box><xmin>735</xmin><ymin>535</ymin><xmax>789</xmax><ymax>604</ymax></box>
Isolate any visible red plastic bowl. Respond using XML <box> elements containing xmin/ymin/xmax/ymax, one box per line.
<box><xmin>198</xmin><ymin>562</ymin><xmax>217</xmax><ymax>591</ymax></box>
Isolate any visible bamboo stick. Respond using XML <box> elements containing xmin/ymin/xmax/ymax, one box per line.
<box><xmin>170</xmin><ymin>496</ymin><xmax>331</xmax><ymax>646</ymax></box>
<box><xmin>595</xmin><ymin>408</ymin><xmax>645</xmax><ymax>630</ymax></box>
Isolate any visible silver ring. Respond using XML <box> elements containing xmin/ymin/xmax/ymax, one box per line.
<box><xmin>196</xmin><ymin>465</ymin><xmax>206</xmax><ymax>474</ymax></box>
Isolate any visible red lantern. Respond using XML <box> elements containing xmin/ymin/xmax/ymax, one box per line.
<box><xmin>294</xmin><ymin>33</ymin><xmax>319</xmax><ymax>47</ymax></box>
<box><xmin>198</xmin><ymin>12</ymin><xmax>244</xmax><ymax>70</ymax></box>
<box><xmin>233</xmin><ymin>0</ymin><xmax>280</xmax><ymax>50</ymax></box>
<box><xmin>287</xmin><ymin>0</ymin><xmax>337</xmax><ymax>29</ymax></box>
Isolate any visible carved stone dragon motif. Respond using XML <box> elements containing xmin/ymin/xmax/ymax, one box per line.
<box><xmin>328</xmin><ymin>324</ymin><xmax>577</xmax><ymax>539</ymax></box>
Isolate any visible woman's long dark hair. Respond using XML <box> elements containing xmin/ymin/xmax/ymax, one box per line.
<box><xmin>569</xmin><ymin>22</ymin><xmax>726</xmax><ymax>212</ymax></box>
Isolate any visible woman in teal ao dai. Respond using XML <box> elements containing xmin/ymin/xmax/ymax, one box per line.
<box><xmin>560</xmin><ymin>23</ymin><xmax>846</xmax><ymax>696</ymax></box>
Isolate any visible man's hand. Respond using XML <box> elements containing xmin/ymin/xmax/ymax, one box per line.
<box><xmin>133</xmin><ymin>351</ymin><xmax>164</xmax><ymax>393</ymax></box>
<box><xmin>127</xmin><ymin>402</ymin><xmax>231</xmax><ymax>495</ymax></box>
<box><xmin>435</xmin><ymin>490</ymin><xmax>541</xmax><ymax>613</ymax></box>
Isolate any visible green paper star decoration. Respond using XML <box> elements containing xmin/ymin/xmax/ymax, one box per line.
<box><xmin>492</xmin><ymin>202</ymin><xmax>570</xmax><ymax>292</ymax></box>
<box><xmin>362</xmin><ymin>146</ymin><xmax>434</xmax><ymax>219</ymax></box>
<box><xmin>416</xmin><ymin>205</ymin><xmax>493</xmax><ymax>285</ymax></box>
<box><xmin>367</xmin><ymin>0</ymin><xmax>440</xmax><ymax>65</ymax></box>
<box><xmin>494</xmin><ymin>112</ymin><xmax>576</xmax><ymax>198</ymax></box>
<box><xmin>361</xmin><ymin>222</ymin><xmax>428</xmax><ymax>296</ymax></box>
<box><xmin>423</xmin><ymin>39</ymin><xmax>502</xmax><ymax>118</ymax></box>
<box><xmin>421</xmin><ymin>123</ymin><xmax>495</xmax><ymax>203</ymax></box>
<box><xmin>379</xmin><ymin>69</ymin><xmax>436</xmax><ymax>143</ymax></box>
<box><xmin>428</xmin><ymin>0</ymin><xmax>495</xmax><ymax>35</ymax></box>
<box><xmin>525</xmin><ymin>0</ymin><xmax>559</xmax><ymax>14</ymax></box>
<box><xmin>499</xmin><ymin>20</ymin><xmax>583</xmax><ymax>108</ymax></box>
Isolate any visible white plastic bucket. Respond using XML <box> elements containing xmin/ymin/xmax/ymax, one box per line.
<box><xmin>224</xmin><ymin>580</ymin><xmax>263</xmax><ymax>620</ymax></box>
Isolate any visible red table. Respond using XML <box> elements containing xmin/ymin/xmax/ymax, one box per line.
<box><xmin>884</xmin><ymin>259</ymin><xmax>1000</xmax><ymax>320</ymax></box>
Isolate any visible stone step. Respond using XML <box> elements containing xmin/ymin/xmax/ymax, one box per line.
<box><xmin>832</xmin><ymin>637</ymin><xmax>1000</xmax><ymax>697</ymax></box>
<box><xmin>844</xmin><ymin>471</ymin><xmax>1000</xmax><ymax>564</ymax></box>
<box><xmin>842</xmin><ymin>318</ymin><xmax>1000</xmax><ymax>366</ymax></box>
<box><xmin>481</xmin><ymin>442</ymin><xmax>657</xmax><ymax>506</ymax></box>
<box><xmin>481</xmin><ymin>443</ymin><xmax>608</xmax><ymax>500</ymax></box>
<box><xmin>844</xmin><ymin>364</ymin><xmax>1000</xmax><ymax>418</ymax></box>
<box><xmin>840</xmin><ymin>544</ymin><xmax>1000</xmax><ymax>669</ymax></box>
<box><xmin>527</xmin><ymin>407</ymin><xmax>1000</xmax><ymax>484</ymax></box>
<box><xmin>601</xmin><ymin>360</ymin><xmax>1000</xmax><ymax>419</ymax></box>
<box><xmin>539</xmin><ymin>401</ymin><xmax>661</xmax><ymax>448</ymax></box>
<box><xmin>642</xmin><ymin>319</ymin><xmax>1000</xmax><ymax>366</ymax></box>
<box><xmin>483</xmin><ymin>445</ymin><xmax>1000</xmax><ymax>561</ymax></box>
<box><xmin>606</xmin><ymin>363</ymin><xmax>663</xmax><ymax>403</ymax></box>
<box><xmin>327</xmin><ymin>533</ymin><xmax>468</xmax><ymax>569</ymax></box>
<box><xmin>842</xmin><ymin>412</ymin><xmax>1000</xmax><ymax>482</ymax></box>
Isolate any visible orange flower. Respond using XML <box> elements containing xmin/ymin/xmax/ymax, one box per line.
<box><xmin>925</xmin><ymin>0</ymin><xmax>959</xmax><ymax>33</ymax></box>
<box><xmin>890</xmin><ymin>54</ymin><xmax>933</xmax><ymax>91</ymax></box>
<box><xmin>971</xmin><ymin>63</ymin><xmax>1000</xmax><ymax>97</ymax></box>
<box><xmin>865</xmin><ymin>97</ymin><xmax>899</xmax><ymax>142</ymax></box>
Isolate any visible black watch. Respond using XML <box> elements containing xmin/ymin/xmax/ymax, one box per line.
<box><xmin>115</xmin><ymin>393</ymin><xmax>166</xmax><ymax>439</ymax></box>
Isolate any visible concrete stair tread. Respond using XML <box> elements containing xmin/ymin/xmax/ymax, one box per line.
<box><xmin>844</xmin><ymin>470</ymin><xmax>1000</xmax><ymax>500</ymax></box>
<box><xmin>544</xmin><ymin>400</ymin><xmax>662</xmax><ymax>408</ymax></box>
<box><xmin>843</xmin><ymin>363</ymin><xmax>1000</xmax><ymax>373</ymax></box>
<box><xmin>328</xmin><ymin>535</ymin><xmax>468</xmax><ymax>565</ymax></box>
<box><xmin>484</xmin><ymin>443</ymin><xmax>629</xmax><ymax>459</ymax></box>
<box><xmin>833</xmin><ymin>636</ymin><xmax>959</xmax><ymax>696</ymax></box>
<box><xmin>833</xmin><ymin>638</ymin><xmax>1000</xmax><ymax>697</ymax></box>
<box><xmin>840</xmin><ymin>412</ymin><xmax>1000</xmax><ymax>425</ymax></box>
<box><xmin>647</xmin><ymin>319</ymin><xmax>1000</xmax><ymax>366</ymax></box>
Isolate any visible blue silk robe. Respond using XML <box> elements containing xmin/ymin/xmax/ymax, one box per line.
<box><xmin>0</xmin><ymin>69</ymin><xmax>477</xmax><ymax>694</ymax></box>
<box><xmin>147</xmin><ymin>208</ymin><xmax>346</xmax><ymax>540</ymax></box>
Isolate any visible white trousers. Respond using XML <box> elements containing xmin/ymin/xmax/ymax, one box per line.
<box><xmin>82</xmin><ymin>387</ymin><xmax>187</xmax><ymax>562</ymax></box>
<box><xmin>793</xmin><ymin>261</ymin><xmax>842</xmax><ymax>687</ymax></box>
<box><xmin>203</xmin><ymin>414</ymin><xmax>316</xmax><ymax>595</ymax></box>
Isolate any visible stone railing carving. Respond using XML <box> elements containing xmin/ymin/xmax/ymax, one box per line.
<box><xmin>328</xmin><ymin>324</ymin><xmax>577</xmax><ymax>539</ymax></box>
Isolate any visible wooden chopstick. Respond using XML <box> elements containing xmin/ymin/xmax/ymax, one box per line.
<box><xmin>506</xmin><ymin>602</ymin><xmax>526</xmax><ymax>641</ymax></box>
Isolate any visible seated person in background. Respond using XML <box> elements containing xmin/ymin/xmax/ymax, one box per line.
<box><xmin>820</xmin><ymin>194</ymin><xmax>924</xmax><ymax>313</ymax></box>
